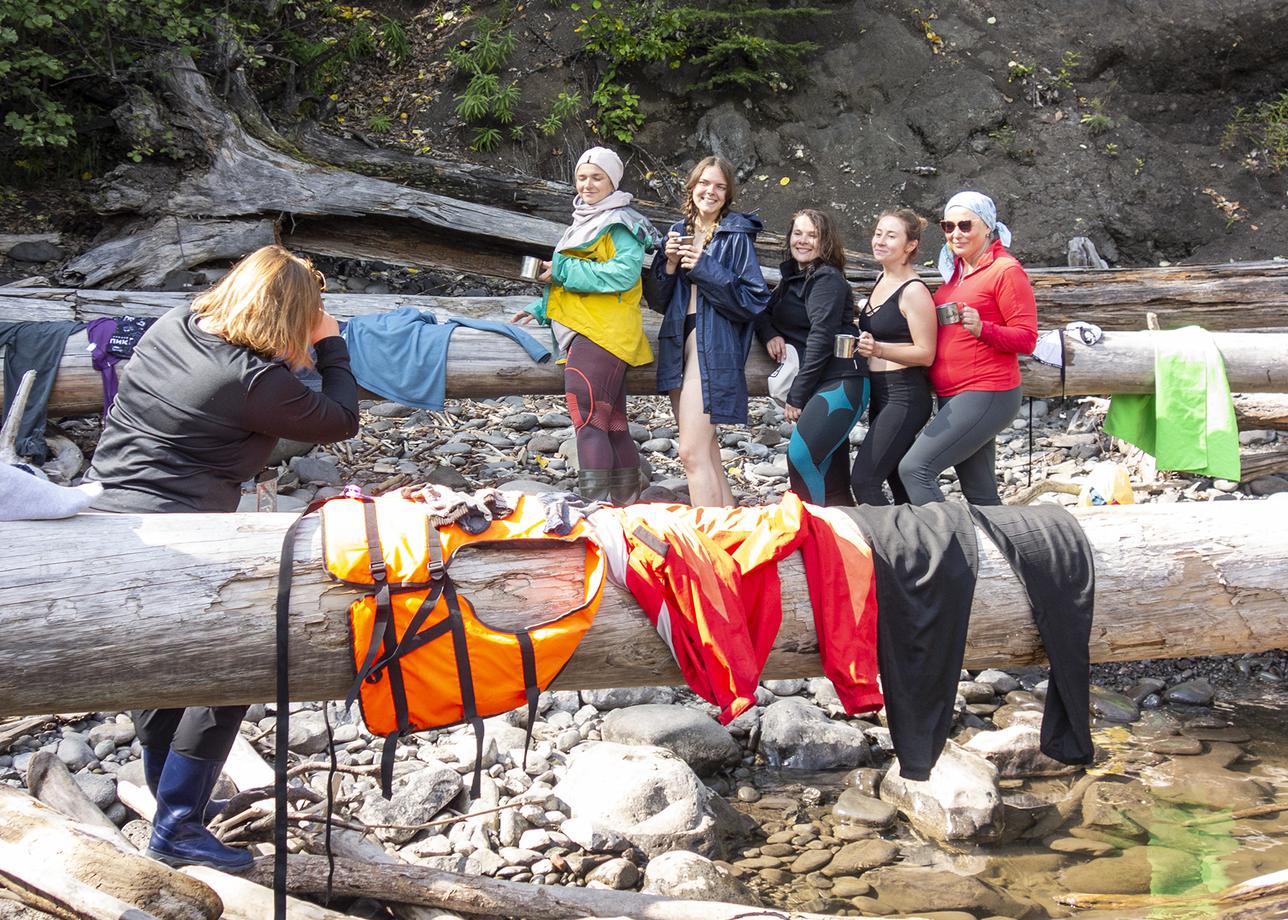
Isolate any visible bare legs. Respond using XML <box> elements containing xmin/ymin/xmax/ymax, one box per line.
<box><xmin>670</xmin><ymin>330</ymin><xmax>735</xmax><ymax>507</ymax></box>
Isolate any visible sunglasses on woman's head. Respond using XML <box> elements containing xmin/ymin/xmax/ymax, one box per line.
<box><xmin>939</xmin><ymin>220</ymin><xmax>975</xmax><ymax>234</ymax></box>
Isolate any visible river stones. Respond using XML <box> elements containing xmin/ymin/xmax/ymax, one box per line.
<box><xmin>558</xmin><ymin>816</ymin><xmax>629</xmax><ymax>852</ymax></box>
<box><xmin>1164</xmin><ymin>678</ymin><xmax>1216</xmax><ymax>706</ymax></box>
<box><xmin>861</xmin><ymin>866</ymin><xmax>1032</xmax><ymax>918</ymax></box>
<box><xmin>974</xmin><ymin>669</ymin><xmax>1022</xmax><ymax>694</ymax></box>
<box><xmin>963</xmin><ymin>723</ymin><xmax>1077</xmax><ymax>777</ymax></box>
<box><xmin>55</xmin><ymin>736</ymin><xmax>95</xmax><ymax>771</ymax></box>
<box><xmin>1049</xmin><ymin>836</ymin><xmax>1117</xmax><ymax>857</ymax></box>
<box><xmin>599</xmin><ymin>704</ymin><xmax>740</xmax><ymax>775</ymax></box>
<box><xmin>831</xmin><ymin>787</ymin><xmax>897</xmax><ymax>828</ymax></box>
<box><xmin>822</xmin><ymin>838</ymin><xmax>899</xmax><ymax>877</ymax></box>
<box><xmin>1091</xmin><ymin>685</ymin><xmax>1141</xmax><ymax>722</ymax></box>
<box><xmin>991</xmin><ymin>703</ymin><xmax>1045</xmax><ymax>730</ymax></box>
<box><xmin>789</xmin><ymin>849</ymin><xmax>833</xmax><ymax>874</ymax></box>
<box><xmin>758</xmin><ymin>698</ymin><xmax>870</xmax><ymax>770</ymax></box>
<box><xmin>586</xmin><ymin>856</ymin><xmax>639</xmax><ymax>889</ymax></box>
<box><xmin>552</xmin><ymin>742</ymin><xmax>752</xmax><ymax>857</ymax></box>
<box><xmin>880</xmin><ymin>743</ymin><xmax>1002</xmax><ymax>842</ymax></box>
<box><xmin>1060</xmin><ymin>844</ymin><xmax>1200</xmax><ymax>894</ymax></box>
<box><xmin>1148</xmin><ymin>736</ymin><xmax>1205</xmax><ymax>755</ymax></box>
<box><xmin>358</xmin><ymin>760</ymin><xmax>462</xmax><ymax>844</ymax></box>
<box><xmin>642</xmin><ymin>850</ymin><xmax>761</xmax><ymax>904</ymax></box>
<box><xmin>581</xmin><ymin>687</ymin><xmax>676</xmax><ymax>710</ymax></box>
<box><xmin>1079</xmin><ymin>780</ymin><xmax>1155</xmax><ymax>844</ymax></box>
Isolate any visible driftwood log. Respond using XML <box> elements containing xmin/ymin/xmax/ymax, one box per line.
<box><xmin>180</xmin><ymin>867</ymin><xmax>357</xmax><ymax>920</ymax></box>
<box><xmin>0</xmin><ymin>501</ymin><xmax>1284</xmax><ymax>717</ymax></box>
<box><xmin>4</xmin><ymin>292</ymin><xmax>1288</xmax><ymax>421</ymax></box>
<box><xmin>0</xmin><ymin>786</ymin><xmax>222</xmax><ymax>920</ymax></box>
<box><xmin>253</xmin><ymin>853</ymin><xmax>901</xmax><ymax>920</ymax></box>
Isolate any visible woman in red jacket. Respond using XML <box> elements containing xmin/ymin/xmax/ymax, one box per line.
<box><xmin>897</xmin><ymin>192</ymin><xmax>1037</xmax><ymax>505</ymax></box>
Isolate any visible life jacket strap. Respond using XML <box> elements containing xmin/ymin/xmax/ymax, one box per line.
<box><xmin>517</xmin><ymin>630</ymin><xmax>540</xmax><ymax>773</ymax></box>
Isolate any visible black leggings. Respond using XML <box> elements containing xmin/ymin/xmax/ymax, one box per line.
<box><xmin>851</xmin><ymin>367</ymin><xmax>933</xmax><ymax>505</ymax></box>
<box><xmin>787</xmin><ymin>377</ymin><xmax>869</xmax><ymax>506</ymax></box>
<box><xmin>898</xmin><ymin>385</ymin><xmax>1022</xmax><ymax>505</ymax></box>
<box><xmin>133</xmin><ymin>705</ymin><xmax>249</xmax><ymax>761</ymax></box>
<box><xmin>565</xmin><ymin>335</ymin><xmax>638</xmax><ymax>470</ymax></box>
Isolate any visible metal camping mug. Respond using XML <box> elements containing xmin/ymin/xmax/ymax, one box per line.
<box><xmin>520</xmin><ymin>255</ymin><xmax>543</xmax><ymax>281</ymax></box>
<box><xmin>833</xmin><ymin>334</ymin><xmax>858</xmax><ymax>358</ymax></box>
<box><xmin>936</xmin><ymin>301</ymin><xmax>963</xmax><ymax>325</ymax></box>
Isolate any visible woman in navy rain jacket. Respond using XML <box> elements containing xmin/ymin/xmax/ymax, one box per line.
<box><xmin>643</xmin><ymin>155</ymin><xmax>770</xmax><ymax>506</ymax></box>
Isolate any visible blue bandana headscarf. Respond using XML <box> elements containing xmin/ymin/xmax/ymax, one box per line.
<box><xmin>938</xmin><ymin>191</ymin><xmax>1012</xmax><ymax>281</ymax></box>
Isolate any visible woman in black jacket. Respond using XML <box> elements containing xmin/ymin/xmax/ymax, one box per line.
<box><xmin>756</xmin><ymin>209</ymin><xmax>867</xmax><ymax>505</ymax></box>
<box><xmin>87</xmin><ymin>245</ymin><xmax>360</xmax><ymax>872</ymax></box>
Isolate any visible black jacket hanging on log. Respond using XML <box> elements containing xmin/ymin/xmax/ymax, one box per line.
<box><xmin>850</xmin><ymin>502</ymin><xmax>1095</xmax><ymax>780</ymax></box>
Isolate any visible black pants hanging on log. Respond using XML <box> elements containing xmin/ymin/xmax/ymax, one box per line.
<box><xmin>850</xmin><ymin>503</ymin><xmax>979</xmax><ymax>781</ymax></box>
<box><xmin>850</xmin><ymin>502</ymin><xmax>1095</xmax><ymax>780</ymax></box>
<box><xmin>969</xmin><ymin>504</ymin><xmax>1095</xmax><ymax>766</ymax></box>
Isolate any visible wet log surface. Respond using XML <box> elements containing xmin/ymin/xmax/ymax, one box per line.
<box><xmin>0</xmin><ymin>502</ymin><xmax>1284</xmax><ymax>717</ymax></box>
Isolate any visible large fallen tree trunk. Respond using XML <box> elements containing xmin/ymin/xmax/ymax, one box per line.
<box><xmin>4</xmin><ymin>293</ymin><xmax>1287</xmax><ymax>419</ymax></box>
<box><xmin>0</xmin><ymin>502</ymin><xmax>1284</xmax><ymax>717</ymax></box>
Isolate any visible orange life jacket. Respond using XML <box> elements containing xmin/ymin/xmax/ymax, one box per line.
<box><xmin>317</xmin><ymin>493</ymin><xmax>605</xmax><ymax>795</ymax></box>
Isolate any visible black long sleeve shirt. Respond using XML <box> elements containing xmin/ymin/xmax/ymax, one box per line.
<box><xmin>755</xmin><ymin>260</ymin><xmax>865</xmax><ymax>408</ymax></box>
<box><xmin>88</xmin><ymin>306</ymin><xmax>359</xmax><ymax>513</ymax></box>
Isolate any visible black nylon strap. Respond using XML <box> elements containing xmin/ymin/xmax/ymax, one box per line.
<box><xmin>274</xmin><ymin>497</ymin><xmax>330</xmax><ymax>920</ymax></box>
<box><xmin>444</xmin><ymin>582</ymin><xmax>485</xmax><ymax>797</ymax></box>
<box><xmin>379</xmin><ymin>606</ymin><xmax>413</xmax><ymax>799</ymax></box>
<box><xmin>380</xmin><ymin>732</ymin><xmax>400</xmax><ymax>799</ymax></box>
<box><xmin>347</xmin><ymin>501</ymin><xmax>393</xmax><ymax>710</ymax></box>
<box><xmin>517</xmin><ymin>630</ymin><xmax>540</xmax><ymax>773</ymax></box>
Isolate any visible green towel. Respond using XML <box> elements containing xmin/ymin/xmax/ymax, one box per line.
<box><xmin>1104</xmin><ymin>325</ymin><xmax>1240</xmax><ymax>481</ymax></box>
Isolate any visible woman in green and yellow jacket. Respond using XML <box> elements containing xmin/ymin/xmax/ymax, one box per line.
<box><xmin>514</xmin><ymin>146</ymin><xmax>659</xmax><ymax>503</ymax></box>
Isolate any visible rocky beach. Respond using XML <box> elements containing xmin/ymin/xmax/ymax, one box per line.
<box><xmin>3</xmin><ymin>390</ymin><xmax>1287</xmax><ymax>920</ymax></box>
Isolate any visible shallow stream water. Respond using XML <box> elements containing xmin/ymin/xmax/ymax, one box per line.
<box><xmin>733</xmin><ymin>681</ymin><xmax>1288</xmax><ymax>919</ymax></box>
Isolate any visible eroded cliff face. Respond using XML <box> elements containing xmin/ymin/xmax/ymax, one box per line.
<box><xmin>618</xmin><ymin>0</ymin><xmax>1288</xmax><ymax>266</ymax></box>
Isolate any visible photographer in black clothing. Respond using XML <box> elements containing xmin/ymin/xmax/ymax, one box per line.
<box><xmin>87</xmin><ymin>245</ymin><xmax>359</xmax><ymax>872</ymax></box>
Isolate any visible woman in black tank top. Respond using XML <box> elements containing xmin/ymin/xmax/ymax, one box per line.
<box><xmin>851</xmin><ymin>209</ymin><xmax>938</xmax><ymax>504</ymax></box>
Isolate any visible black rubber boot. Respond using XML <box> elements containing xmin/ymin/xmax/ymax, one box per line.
<box><xmin>147</xmin><ymin>751</ymin><xmax>252</xmax><ymax>872</ymax></box>
<box><xmin>607</xmin><ymin>467</ymin><xmax>645</xmax><ymax>506</ymax></box>
<box><xmin>576</xmin><ymin>468</ymin><xmax>613</xmax><ymax>503</ymax></box>
<box><xmin>143</xmin><ymin>747</ymin><xmax>227</xmax><ymax>823</ymax></box>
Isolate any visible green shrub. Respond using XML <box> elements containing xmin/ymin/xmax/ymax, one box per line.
<box><xmin>539</xmin><ymin>90</ymin><xmax>584</xmax><ymax>136</ymax></box>
<box><xmin>1222</xmin><ymin>90</ymin><xmax>1288</xmax><ymax>173</ymax></box>
<box><xmin>574</xmin><ymin>0</ymin><xmax>829</xmax><ymax>140</ymax></box>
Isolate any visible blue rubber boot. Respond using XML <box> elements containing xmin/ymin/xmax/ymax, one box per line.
<box><xmin>143</xmin><ymin>747</ymin><xmax>227</xmax><ymax>823</ymax></box>
<box><xmin>142</xmin><ymin>747</ymin><xmax>167</xmax><ymax>796</ymax></box>
<box><xmin>146</xmin><ymin>751</ymin><xmax>253</xmax><ymax>872</ymax></box>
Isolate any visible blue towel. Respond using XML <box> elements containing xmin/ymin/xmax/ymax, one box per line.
<box><xmin>341</xmin><ymin>308</ymin><xmax>551</xmax><ymax>410</ymax></box>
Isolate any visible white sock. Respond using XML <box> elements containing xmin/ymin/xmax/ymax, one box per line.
<box><xmin>0</xmin><ymin>464</ymin><xmax>103</xmax><ymax>521</ymax></box>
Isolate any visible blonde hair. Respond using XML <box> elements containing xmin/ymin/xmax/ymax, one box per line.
<box><xmin>681</xmin><ymin>155</ymin><xmax>737</xmax><ymax>247</ymax></box>
<box><xmin>191</xmin><ymin>245</ymin><xmax>324</xmax><ymax>369</ymax></box>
